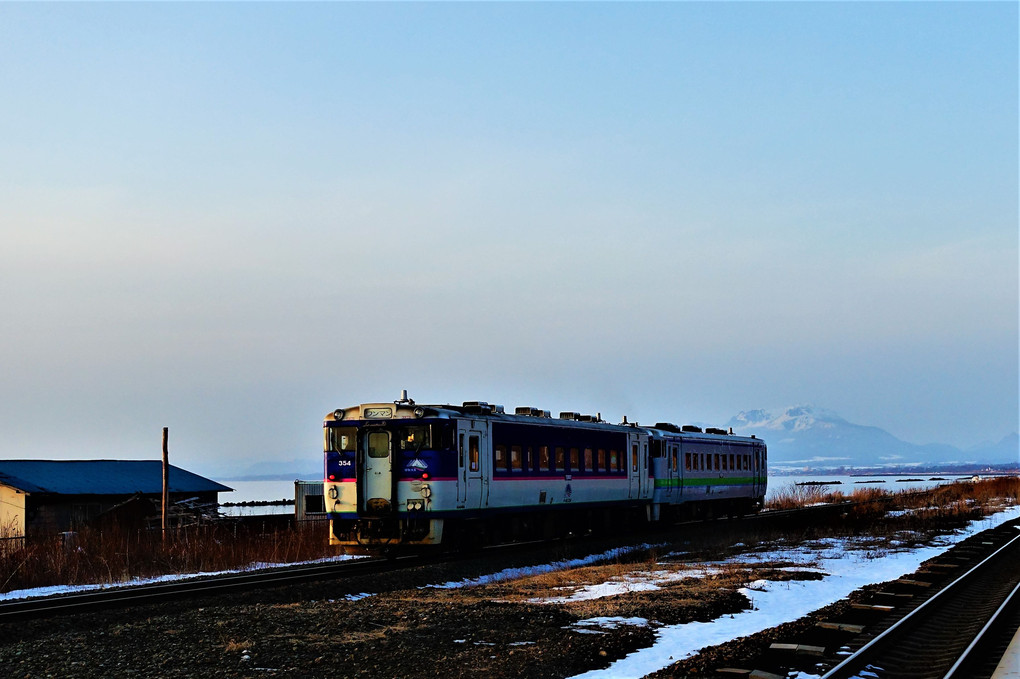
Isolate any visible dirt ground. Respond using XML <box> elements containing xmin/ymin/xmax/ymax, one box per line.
<box><xmin>0</xmin><ymin>500</ymin><xmax>1014</xmax><ymax>679</ymax></box>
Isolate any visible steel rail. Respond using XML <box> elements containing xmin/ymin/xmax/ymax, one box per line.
<box><xmin>0</xmin><ymin>555</ymin><xmax>401</xmax><ymax>621</ymax></box>
<box><xmin>943</xmin><ymin>579</ymin><xmax>1020</xmax><ymax>679</ymax></box>
<box><xmin>819</xmin><ymin>532</ymin><xmax>1020</xmax><ymax>679</ymax></box>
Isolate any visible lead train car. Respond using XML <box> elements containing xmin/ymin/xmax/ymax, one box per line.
<box><xmin>323</xmin><ymin>397</ymin><xmax>767</xmax><ymax>548</ymax></box>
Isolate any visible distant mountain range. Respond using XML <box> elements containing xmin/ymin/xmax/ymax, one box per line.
<box><xmin>726</xmin><ymin>406</ymin><xmax>1019</xmax><ymax>472</ymax></box>
<box><xmin>217</xmin><ymin>406</ymin><xmax>1019</xmax><ymax>480</ymax></box>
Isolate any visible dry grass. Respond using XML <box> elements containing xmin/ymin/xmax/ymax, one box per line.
<box><xmin>0</xmin><ymin>521</ymin><xmax>337</xmax><ymax>594</ymax></box>
<box><xmin>477</xmin><ymin>476</ymin><xmax>1019</xmax><ymax>611</ymax></box>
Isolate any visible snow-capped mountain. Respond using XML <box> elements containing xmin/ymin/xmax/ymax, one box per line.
<box><xmin>726</xmin><ymin>406</ymin><xmax>1018</xmax><ymax>471</ymax></box>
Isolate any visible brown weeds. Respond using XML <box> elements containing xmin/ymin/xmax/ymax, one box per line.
<box><xmin>0</xmin><ymin>521</ymin><xmax>336</xmax><ymax>594</ymax></box>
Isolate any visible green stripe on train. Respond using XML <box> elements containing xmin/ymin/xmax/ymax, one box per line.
<box><xmin>653</xmin><ymin>476</ymin><xmax>760</xmax><ymax>489</ymax></box>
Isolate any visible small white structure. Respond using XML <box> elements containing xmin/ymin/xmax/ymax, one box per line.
<box><xmin>294</xmin><ymin>480</ymin><xmax>326</xmax><ymax>521</ymax></box>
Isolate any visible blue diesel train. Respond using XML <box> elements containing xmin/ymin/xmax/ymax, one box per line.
<box><xmin>323</xmin><ymin>393</ymin><xmax>767</xmax><ymax>549</ymax></box>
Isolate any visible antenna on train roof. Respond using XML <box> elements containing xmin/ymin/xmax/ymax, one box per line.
<box><xmin>397</xmin><ymin>389</ymin><xmax>414</xmax><ymax>405</ymax></box>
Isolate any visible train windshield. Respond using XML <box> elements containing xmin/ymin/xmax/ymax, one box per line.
<box><xmin>397</xmin><ymin>425</ymin><xmax>430</xmax><ymax>453</ymax></box>
<box><xmin>399</xmin><ymin>423</ymin><xmax>454</xmax><ymax>452</ymax></box>
<box><xmin>327</xmin><ymin>427</ymin><xmax>358</xmax><ymax>453</ymax></box>
<box><xmin>326</xmin><ymin>423</ymin><xmax>453</xmax><ymax>453</ymax></box>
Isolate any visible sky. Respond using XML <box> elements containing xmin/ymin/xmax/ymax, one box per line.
<box><xmin>1</xmin><ymin>3</ymin><xmax>1016</xmax><ymax>476</ymax></box>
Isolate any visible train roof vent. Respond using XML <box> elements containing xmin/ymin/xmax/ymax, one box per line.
<box><xmin>681</xmin><ymin>425</ymin><xmax>703</xmax><ymax>433</ymax></box>
<box><xmin>577</xmin><ymin>414</ymin><xmax>599</xmax><ymax>423</ymax></box>
<box><xmin>515</xmin><ymin>407</ymin><xmax>550</xmax><ymax>417</ymax></box>
<box><xmin>654</xmin><ymin>422</ymin><xmax>681</xmax><ymax>433</ymax></box>
<box><xmin>492</xmin><ymin>404</ymin><xmax>505</xmax><ymax>415</ymax></box>
<box><xmin>559</xmin><ymin>411</ymin><xmax>581</xmax><ymax>421</ymax></box>
<box><xmin>463</xmin><ymin>401</ymin><xmax>492</xmax><ymax>414</ymax></box>
<box><xmin>705</xmin><ymin>427</ymin><xmax>728</xmax><ymax>435</ymax></box>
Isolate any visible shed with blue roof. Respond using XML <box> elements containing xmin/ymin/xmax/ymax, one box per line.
<box><xmin>0</xmin><ymin>460</ymin><xmax>232</xmax><ymax>539</ymax></box>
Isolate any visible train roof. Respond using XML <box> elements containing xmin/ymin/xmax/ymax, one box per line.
<box><xmin>325</xmin><ymin>398</ymin><xmax>764</xmax><ymax>444</ymax></box>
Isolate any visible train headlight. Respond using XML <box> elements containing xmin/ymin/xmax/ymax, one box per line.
<box><xmin>413</xmin><ymin>407</ymin><xmax>425</xmax><ymax>418</ymax></box>
<box><xmin>333</xmin><ymin>409</ymin><xmax>345</xmax><ymax>421</ymax></box>
<box><xmin>420</xmin><ymin>484</ymin><xmax>432</xmax><ymax>499</ymax></box>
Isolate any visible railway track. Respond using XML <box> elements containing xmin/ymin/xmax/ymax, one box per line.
<box><xmin>0</xmin><ymin>555</ymin><xmax>402</xmax><ymax>622</ymax></box>
<box><xmin>819</xmin><ymin>521</ymin><xmax>1020</xmax><ymax>679</ymax></box>
<box><xmin>717</xmin><ymin>516</ymin><xmax>1020</xmax><ymax>679</ymax></box>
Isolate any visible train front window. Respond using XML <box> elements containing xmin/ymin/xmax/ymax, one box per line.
<box><xmin>397</xmin><ymin>425</ymin><xmax>430</xmax><ymax>453</ymax></box>
<box><xmin>329</xmin><ymin>427</ymin><xmax>358</xmax><ymax>452</ymax></box>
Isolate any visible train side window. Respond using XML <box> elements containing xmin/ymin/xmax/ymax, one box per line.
<box><xmin>729</xmin><ymin>454</ymin><xmax>735</xmax><ymax>470</ymax></box>
<box><xmin>685</xmin><ymin>452</ymin><xmax>692</xmax><ymax>471</ymax></box>
<box><xmin>583</xmin><ymin>447</ymin><xmax>593</xmax><ymax>473</ymax></box>
<box><xmin>721</xmin><ymin>454</ymin><xmax>728</xmax><ymax>471</ymax></box>
<box><xmin>631</xmin><ymin>444</ymin><xmax>638</xmax><ymax>472</ymax></box>
<box><xmin>538</xmin><ymin>445</ymin><xmax>550</xmax><ymax>472</ymax></box>
<box><xmin>459</xmin><ymin>434</ymin><xmax>465</xmax><ymax>468</ymax></box>
<box><xmin>609</xmin><ymin>449</ymin><xmax>618</xmax><ymax>471</ymax></box>
<box><xmin>494</xmin><ymin>444</ymin><xmax>507</xmax><ymax>471</ymax></box>
<box><xmin>597</xmin><ymin>449</ymin><xmax>606</xmax><ymax>473</ymax></box>
<box><xmin>569</xmin><ymin>447</ymin><xmax>579</xmax><ymax>472</ymax></box>
<box><xmin>469</xmin><ymin>436</ymin><xmax>480</xmax><ymax>472</ymax></box>
<box><xmin>554</xmin><ymin>447</ymin><xmax>565</xmax><ymax>472</ymax></box>
<box><xmin>511</xmin><ymin>445</ymin><xmax>523</xmax><ymax>472</ymax></box>
<box><xmin>672</xmin><ymin>446</ymin><xmax>678</xmax><ymax>472</ymax></box>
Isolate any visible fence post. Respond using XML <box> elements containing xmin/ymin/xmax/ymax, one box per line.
<box><xmin>162</xmin><ymin>427</ymin><xmax>169</xmax><ymax>544</ymax></box>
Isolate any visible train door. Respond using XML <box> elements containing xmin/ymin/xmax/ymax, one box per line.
<box><xmin>640</xmin><ymin>437</ymin><xmax>651</xmax><ymax>498</ymax></box>
<box><xmin>675</xmin><ymin>442</ymin><xmax>684</xmax><ymax>500</ymax></box>
<box><xmin>628</xmin><ymin>440</ymin><xmax>638</xmax><ymax>498</ymax></box>
<box><xmin>458</xmin><ymin>425</ymin><xmax>486</xmax><ymax>508</ymax></box>
<box><xmin>361</xmin><ymin>429</ymin><xmax>392</xmax><ymax>513</ymax></box>
<box><xmin>667</xmin><ymin>441</ymin><xmax>679</xmax><ymax>500</ymax></box>
<box><xmin>754</xmin><ymin>444</ymin><xmax>767</xmax><ymax>499</ymax></box>
<box><xmin>628</xmin><ymin>432</ymin><xmax>649</xmax><ymax>499</ymax></box>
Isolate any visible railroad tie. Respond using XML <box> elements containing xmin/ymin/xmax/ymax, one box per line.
<box><xmin>749</xmin><ymin>671</ymin><xmax>785</xmax><ymax>679</ymax></box>
<box><xmin>851</xmin><ymin>603</ymin><xmax>895</xmax><ymax>612</ymax></box>
<box><xmin>715</xmin><ymin>669</ymin><xmax>751</xmax><ymax>676</ymax></box>
<box><xmin>894</xmin><ymin>578</ymin><xmax>933</xmax><ymax>587</ymax></box>
<box><xmin>816</xmin><ymin>621</ymin><xmax>865</xmax><ymax>633</ymax></box>
<box><xmin>768</xmin><ymin>643</ymin><xmax>825</xmax><ymax>656</ymax></box>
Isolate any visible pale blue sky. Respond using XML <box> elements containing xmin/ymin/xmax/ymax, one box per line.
<box><xmin>1</xmin><ymin>3</ymin><xmax>1016</xmax><ymax>473</ymax></box>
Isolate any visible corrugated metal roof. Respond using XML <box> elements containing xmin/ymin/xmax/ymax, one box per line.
<box><xmin>0</xmin><ymin>460</ymin><xmax>232</xmax><ymax>495</ymax></box>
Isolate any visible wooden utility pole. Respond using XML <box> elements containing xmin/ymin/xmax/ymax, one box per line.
<box><xmin>162</xmin><ymin>427</ymin><xmax>169</xmax><ymax>543</ymax></box>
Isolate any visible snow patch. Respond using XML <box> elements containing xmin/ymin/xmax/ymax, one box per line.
<box><xmin>568</xmin><ymin>506</ymin><xmax>1020</xmax><ymax>678</ymax></box>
